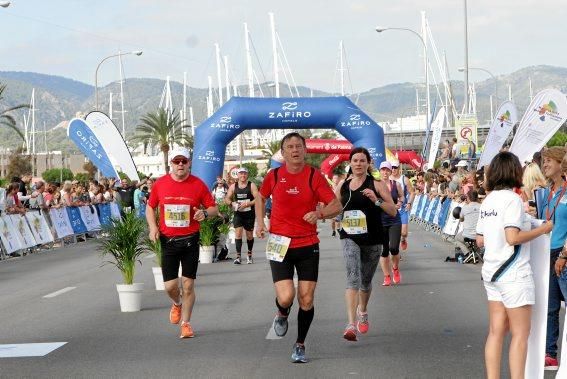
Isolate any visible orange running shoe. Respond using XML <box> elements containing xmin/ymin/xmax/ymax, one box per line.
<box><xmin>343</xmin><ymin>324</ymin><xmax>358</xmax><ymax>341</ymax></box>
<box><xmin>393</xmin><ymin>268</ymin><xmax>402</xmax><ymax>284</ymax></box>
<box><xmin>382</xmin><ymin>275</ymin><xmax>391</xmax><ymax>286</ymax></box>
<box><xmin>356</xmin><ymin>307</ymin><xmax>369</xmax><ymax>334</ymax></box>
<box><xmin>180</xmin><ymin>321</ymin><xmax>194</xmax><ymax>338</ymax></box>
<box><xmin>169</xmin><ymin>303</ymin><xmax>182</xmax><ymax>324</ymax></box>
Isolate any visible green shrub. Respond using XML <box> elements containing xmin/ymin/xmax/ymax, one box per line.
<box><xmin>42</xmin><ymin>168</ymin><xmax>73</xmax><ymax>183</ymax></box>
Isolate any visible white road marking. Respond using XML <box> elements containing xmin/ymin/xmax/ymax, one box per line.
<box><xmin>43</xmin><ymin>287</ymin><xmax>76</xmax><ymax>298</ymax></box>
<box><xmin>0</xmin><ymin>342</ymin><xmax>67</xmax><ymax>358</ymax></box>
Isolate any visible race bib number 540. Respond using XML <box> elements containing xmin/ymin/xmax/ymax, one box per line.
<box><xmin>266</xmin><ymin>233</ymin><xmax>291</xmax><ymax>262</ymax></box>
<box><xmin>164</xmin><ymin>204</ymin><xmax>190</xmax><ymax>227</ymax></box>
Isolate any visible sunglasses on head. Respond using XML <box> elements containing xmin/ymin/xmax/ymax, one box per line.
<box><xmin>392</xmin><ymin>166</ymin><xmax>399</xmax><ymax>169</ymax></box>
<box><xmin>171</xmin><ymin>158</ymin><xmax>189</xmax><ymax>165</ymax></box>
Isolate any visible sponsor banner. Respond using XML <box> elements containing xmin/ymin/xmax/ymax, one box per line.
<box><xmin>477</xmin><ymin>101</ymin><xmax>518</xmax><ymax>169</ymax></box>
<box><xmin>78</xmin><ymin>206</ymin><xmax>101</xmax><ymax>231</ymax></box>
<box><xmin>49</xmin><ymin>208</ymin><xmax>74</xmax><ymax>238</ymax></box>
<box><xmin>66</xmin><ymin>207</ymin><xmax>88</xmax><ymax>234</ymax></box>
<box><xmin>0</xmin><ymin>216</ymin><xmax>22</xmax><ymax>253</ymax></box>
<box><xmin>524</xmin><ymin>223</ymin><xmax>549</xmax><ymax>378</ymax></box>
<box><xmin>9</xmin><ymin>214</ymin><xmax>36</xmax><ymax>248</ymax></box>
<box><xmin>85</xmin><ymin>112</ymin><xmax>139</xmax><ymax>181</ymax></box>
<box><xmin>442</xmin><ymin>202</ymin><xmax>461</xmax><ymax>236</ymax></box>
<box><xmin>454</xmin><ymin>115</ymin><xmax>479</xmax><ymax>158</ymax></box>
<box><xmin>427</xmin><ymin>107</ymin><xmax>446</xmax><ymax>168</ymax></box>
<box><xmin>510</xmin><ymin>89</ymin><xmax>567</xmax><ymax>164</ymax></box>
<box><xmin>110</xmin><ymin>203</ymin><xmax>122</xmax><ymax>220</ymax></box>
<box><xmin>97</xmin><ymin>203</ymin><xmax>113</xmax><ymax>227</ymax></box>
<box><xmin>25</xmin><ymin>212</ymin><xmax>54</xmax><ymax>244</ymax></box>
<box><xmin>67</xmin><ymin>119</ymin><xmax>120</xmax><ymax>179</ymax></box>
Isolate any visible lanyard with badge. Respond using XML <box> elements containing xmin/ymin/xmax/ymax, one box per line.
<box><xmin>545</xmin><ymin>182</ymin><xmax>567</xmax><ymax>222</ymax></box>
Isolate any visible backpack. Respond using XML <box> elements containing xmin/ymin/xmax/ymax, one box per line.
<box><xmin>272</xmin><ymin>166</ymin><xmax>316</xmax><ymax>194</ymax></box>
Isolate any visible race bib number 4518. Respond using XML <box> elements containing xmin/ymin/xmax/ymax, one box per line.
<box><xmin>164</xmin><ymin>204</ymin><xmax>190</xmax><ymax>227</ymax></box>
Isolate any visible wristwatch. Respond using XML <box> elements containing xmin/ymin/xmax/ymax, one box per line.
<box><xmin>202</xmin><ymin>210</ymin><xmax>208</xmax><ymax>219</ymax></box>
<box><xmin>374</xmin><ymin>199</ymin><xmax>383</xmax><ymax>207</ymax></box>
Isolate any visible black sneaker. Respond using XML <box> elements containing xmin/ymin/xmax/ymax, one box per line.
<box><xmin>9</xmin><ymin>252</ymin><xmax>21</xmax><ymax>257</ymax></box>
<box><xmin>331</xmin><ymin>231</ymin><xmax>336</xmax><ymax>237</ymax></box>
<box><xmin>273</xmin><ymin>313</ymin><xmax>289</xmax><ymax>337</ymax></box>
<box><xmin>291</xmin><ymin>343</ymin><xmax>307</xmax><ymax>363</ymax></box>
<box><xmin>233</xmin><ymin>257</ymin><xmax>241</xmax><ymax>265</ymax></box>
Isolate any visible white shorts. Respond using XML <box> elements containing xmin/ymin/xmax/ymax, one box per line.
<box><xmin>484</xmin><ymin>276</ymin><xmax>535</xmax><ymax>308</ymax></box>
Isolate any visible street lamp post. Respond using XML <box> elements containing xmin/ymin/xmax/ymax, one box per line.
<box><xmin>458</xmin><ymin>66</ymin><xmax>498</xmax><ymax>118</ymax></box>
<box><xmin>375</xmin><ymin>26</ymin><xmax>430</xmax><ymax>130</ymax></box>
<box><xmin>94</xmin><ymin>50</ymin><xmax>142</xmax><ymax>110</ymax></box>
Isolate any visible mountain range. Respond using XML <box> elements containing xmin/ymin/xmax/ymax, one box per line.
<box><xmin>1</xmin><ymin>65</ymin><xmax>567</xmax><ymax>154</ymax></box>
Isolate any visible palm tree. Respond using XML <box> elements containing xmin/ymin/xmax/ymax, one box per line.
<box><xmin>133</xmin><ymin>108</ymin><xmax>192</xmax><ymax>174</ymax></box>
<box><xmin>261</xmin><ymin>140</ymin><xmax>281</xmax><ymax>160</ymax></box>
<box><xmin>0</xmin><ymin>83</ymin><xmax>29</xmax><ymax>142</ymax></box>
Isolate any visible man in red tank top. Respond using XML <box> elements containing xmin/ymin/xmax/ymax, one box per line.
<box><xmin>255</xmin><ymin>133</ymin><xmax>341</xmax><ymax>363</ymax></box>
<box><xmin>147</xmin><ymin>147</ymin><xmax>218</xmax><ymax>339</ymax></box>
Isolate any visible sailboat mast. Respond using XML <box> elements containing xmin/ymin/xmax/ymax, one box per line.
<box><xmin>244</xmin><ymin>23</ymin><xmax>254</xmax><ymax>98</ymax></box>
<box><xmin>339</xmin><ymin>41</ymin><xmax>345</xmax><ymax>96</ymax></box>
<box><xmin>269</xmin><ymin>12</ymin><xmax>279</xmax><ymax>97</ymax></box>
<box><xmin>215</xmin><ymin>43</ymin><xmax>223</xmax><ymax>106</ymax></box>
<box><xmin>118</xmin><ymin>51</ymin><xmax>126</xmax><ymax>138</ymax></box>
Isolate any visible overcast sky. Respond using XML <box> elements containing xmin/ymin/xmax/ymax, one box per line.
<box><xmin>0</xmin><ymin>0</ymin><xmax>565</xmax><ymax>94</ymax></box>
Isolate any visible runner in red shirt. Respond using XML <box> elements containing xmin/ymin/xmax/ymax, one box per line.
<box><xmin>146</xmin><ymin>147</ymin><xmax>218</xmax><ymax>339</ymax></box>
<box><xmin>255</xmin><ymin>132</ymin><xmax>341</xmax><ymax>363</ymax></box>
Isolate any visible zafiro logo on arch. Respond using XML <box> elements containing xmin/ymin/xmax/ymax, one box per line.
<box><xmin>268</xmin><ymin>101</ymin><xmax>311</xmax><ymax>122</ymax></box>
<box><xmin>341</xmin><ymin>113</ymin><xmax>371</xmax><ymax>128</ymax></box>
<box><xmin>210</xmin><ymin>115</ymin><xmax>241</xmax><ymax>131</ymax></box>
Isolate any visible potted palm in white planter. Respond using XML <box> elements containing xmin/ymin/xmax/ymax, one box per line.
<box><xmin>144</xmin><ymin>237</ymin><xmax>164</xmax><ymax>290</ymax></box>
<box><xmin>99</xmin><ymin>211</ymin><xmax>146</xmax><ymax>312</ymax></box>
<box><xmin>199</xmin><ymin>217</ymin><xmax>217</xmax><ymax>264</ymax></box>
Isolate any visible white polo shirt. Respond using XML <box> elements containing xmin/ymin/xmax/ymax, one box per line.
<box><xmin>477</xmin><ymin>189</ymin><xmax>531</xmax><ymax>282</ymax></box>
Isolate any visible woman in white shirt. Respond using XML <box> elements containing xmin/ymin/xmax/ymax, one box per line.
<box><xmin>476</xmin><ymin>152</ymin><xmax>552</xmax><ymax>379</ymax></box>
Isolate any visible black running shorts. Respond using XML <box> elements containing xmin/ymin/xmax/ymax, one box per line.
<box><xmin>269</xmin><ymin>244</ymin><xmax>319</xmax><ymax>283</ymax></box>
<box><xmin>233</xmin><ymin>212</ymin><xmax>255</xmax><ymax>231</ymax></box>
<box><xmin>160</xmin><ymin>233</ymin><xmax>200</xmax><ymax>281</ymax></box>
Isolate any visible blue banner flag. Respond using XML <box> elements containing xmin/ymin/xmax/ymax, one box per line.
<box><xmin>67</xmin><ymin>118</ymin><xmax>119</xmax><ymax>179</ymax></box>
<box><xmin>66</xmin><ymin>206</ymin><xmax>88</xmax><ymax>234</ymax></box>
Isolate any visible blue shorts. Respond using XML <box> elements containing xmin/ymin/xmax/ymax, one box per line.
<box><xmin>399</xmin><ymin>208</ymin><xmax>409</xmax><ymax>224</ymax></box>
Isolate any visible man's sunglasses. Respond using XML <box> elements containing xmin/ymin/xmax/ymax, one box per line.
<box><xmin>392</xmin><ymin>166</ymin><xmax>399</xmax><ymax>169</ymax></box>
<box><xmin>171</xmin><ymin>159</ymin><xmax>189</xmax><ymax>165</ymax></box>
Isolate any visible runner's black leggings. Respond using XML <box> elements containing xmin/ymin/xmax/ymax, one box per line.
<box><xmin>381</xmin><ymin>223</ymin><xmax>402</xmax><ymax>257</ymax></box>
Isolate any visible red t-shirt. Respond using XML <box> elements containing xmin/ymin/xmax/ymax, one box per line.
<box><xmin>148</xmin><ymin>174</ymin><xmax>216</xmax><ymax>237</ymax></box>
<box><xmin>260</xmin><ymin>164</ymin><xmax>336</xmax><ymax>248</ymax></box>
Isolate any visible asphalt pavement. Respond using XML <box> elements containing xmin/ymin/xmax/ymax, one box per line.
<box><xmin>0</xmin><ymin>222</ymin><xmax>562</xmax><ymax>378</ymax></box>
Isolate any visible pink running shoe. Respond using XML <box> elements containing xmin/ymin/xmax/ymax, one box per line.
<box><xmin>400</xmin><ymin>239</ymin><xmax>408</xmax><ymax>251</ymax></box>
<box><xmin>343</xmin><ymin>324</ymin><xmax>357</xmax><ymax>341</ymax></box>
<box><xmin>393</xmin><ymin>268</ymin><xmax>402</xmax><ymax>284</ymax></box>
<box><xmin>356</xmin><ymin>307</ymin><xmax>369</xmax><ymax>334</ymax></box>
<box><xmin>545</xmin><ymin>354</ymin><xmax>559</xmax><ymax>370</ymax></box>
<box><xmin>382</xmin><ymin>275</ymin><xmax>391</xmax><ymax>286</ymax></box>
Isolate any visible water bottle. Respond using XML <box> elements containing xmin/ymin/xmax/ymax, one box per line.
<box><xmin>457</xmin><ymin>254</ymin><xmax>463</xmax><ymax>264</ymax></box>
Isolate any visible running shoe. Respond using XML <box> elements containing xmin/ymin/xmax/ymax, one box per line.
<box><xmin>233</xmin><ymin>257</ymin><xmax>241</xmax><ymax>265</ymax></box>
<box><xmin>400</xmin><ymin>239</ymin><xmax>408</xmax><ymax>251</ymax></box>
<box><xmin>180</xmin><ymin>321</ymin><xmax>194</xmax><ymax>338</ymax></box>
<box><xmin>246</xmin><ymin>256</ymin><xmax>253</xmax><ymax>264</ymax></box>
<box><xmin>382</xmin><ymin>275</ymin><xmax>391</xmax><ymax>286</ymax></box>
<box><xmin>343</xmin><ymin>323</ymin><xmax>358</xmax><ymax>341</ymax></box>
<box><xmin>273</xmin><ymin>312</ymin><xmax>289</xmax><ymax>337</ymax></box>
<box><xmin>545</xmin><ymin>354</ymin><xmax>559</xmax><ymax>370</ymax></box>
<box><xmin>356</xmin><ymin>307</ymin><xmax>369</xmax><ymax>334</ymax></box>
<box><xmin>291</xmin><ymin>343</ymin><xmax>308</xmax><ymax>363</ymax></box>
<box><xmin>393</xmin><ymin>268</ymin><xmax>402</xmax><ymax>284</ymax></box>
<box><xmin>169</xmin><ymin>303</ymin><xmax>182</xmax><ymax>324</ymax></box>
<box><xmin>332</xmin><ymin>230</ymin><xmax>336</xmax><ymax>237</ymax></box>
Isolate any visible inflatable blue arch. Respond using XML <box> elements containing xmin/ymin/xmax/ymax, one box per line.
<box><xmin>191</xmin><ymin>96</ymin><xmax>386</xmax><ymax>186</ymax></box>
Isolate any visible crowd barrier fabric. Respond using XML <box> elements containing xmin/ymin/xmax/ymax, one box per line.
<box><xmin>1</xmin><ymin>203</ymin><xmax>127</xmax><ymax>256</ymax></box>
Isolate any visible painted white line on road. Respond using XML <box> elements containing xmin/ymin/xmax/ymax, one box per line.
<box><xmin>265</xmin><ymin>323</ymin><xmax>283</xmax><ymax>340</ymax></box>
<box><xmin>0</xmin><ymin>342</ymin><xmax>67</xmax><ymax>358</ymax></box>
<box><xmin>43</xmin><ymin>287</ymin><xmax>76</xmax><ymax>298</ymax></box>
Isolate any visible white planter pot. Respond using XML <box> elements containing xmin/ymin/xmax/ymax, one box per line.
<box><xmin>116</xmin><ymin>283</ymin><xmax>143</xmax><ymax>312</ymax></box>
<box><xmin>199</xmin><ymin>245</ymin><xmax>214</xmax><ymax>264</ymax></box>
<box><xmin>152</xmin><ymin>267</ymin><xmax>165</xmax><ymax>291</ymax></box>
